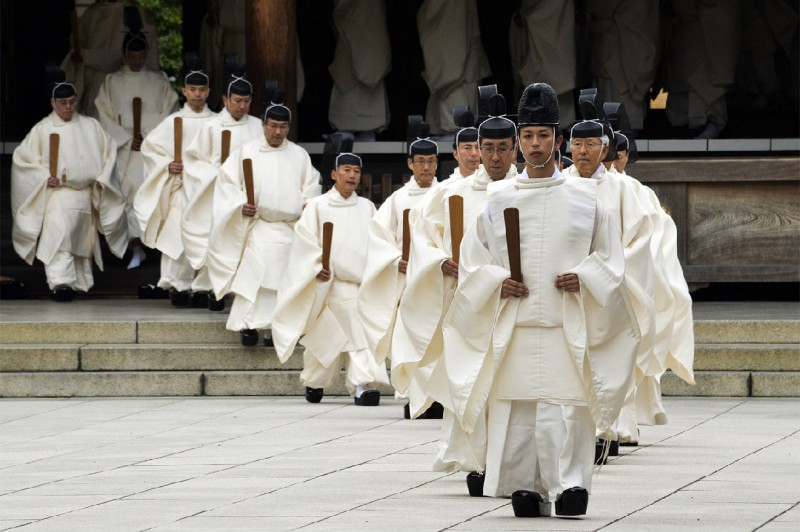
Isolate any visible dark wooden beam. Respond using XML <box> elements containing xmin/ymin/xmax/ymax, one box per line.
<box><xmin>245</xmin><ymin>0</ymin><xmax>296</xmax><ymax>136</ymax></box>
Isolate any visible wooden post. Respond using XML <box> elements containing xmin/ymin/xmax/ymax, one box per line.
<box><xmin>504</xmin><ymin>208</ymin><xmax>523</xmax><ymax>283</ymax></box>
<box><xmin>132</xmin><ymin>97</ymin><xmax>142</xmax><ymax>150</ymax></box>
<box><xmin>322</xmin><ymin>222</ymin><xmax>333</xmax><ymax>271</ymax></box>
<box><xmin>246</xmin><ymin>0</ymin><xmax>296</xmax><ymax>139</ymax></box>
<box><xmin>448</xmin><ymin>195</ymin><xmax>464</xmax><ymax>264</ymax></box>
<box><xmin>242</xmin><ymin>158</ymin><xmax>255</xmax><ymax>205</ymax></box>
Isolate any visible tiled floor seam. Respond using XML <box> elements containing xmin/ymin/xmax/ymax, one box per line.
<box><xmin>752</xmin><ymin>500</ymin><xmax>800</xmax><ymax>531</ymax></box>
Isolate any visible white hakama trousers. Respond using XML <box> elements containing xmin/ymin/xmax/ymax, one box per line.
<box><xmin>191</xmin><ymin>266</ymin><xmax>213</xmax><ymax>292</ymax></box>
<box><xmin>611</xmin><ymin>374</ymin><xmax>668</xmax><ymax>443</ymax></box>
<box><xmin>157</xmin><ymin>252</ymin><xmax>194</xmax><ymax>292</ymax></box>
<box><xmin>44</xmin><ymin>251</ymin><xmax>93</xmax><ymax>292</ymax></box>
<box><xmin>484</xmin><ymin>399</ymin><xmax>595</xmax><ymax>499</ymax></box>
<box><xmin>300</xmin><ymin>281</ymin><xmax>389</xmax><ymax>392</ymax></box>
<box><xmin>226</xmin><ymin>288</ymin><xmax>277</xmax><ymax>332</ymax></box>
<box><xmin>432</xmin><ymin>408</ymin><xmax>487</xmax><ymax>473</ymax></box>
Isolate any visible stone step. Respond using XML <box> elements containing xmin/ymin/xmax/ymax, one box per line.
<box><xmin>4</xmin><ymin>318</ymin><xmax>797</xmax><ymax>345</ymax></box>
<box><xmin>693</xmin><ymin>320</ymin><xmax>800</xmax><ymax>344</ymax></box>
<box><xmin>0</xmin><ymin>371</ymin><xmax>395</xmax><ymax>398</ymax></box>
<box><xmin>0</xmin><ymin>344</ymin><xmax>305</xmax><ymax>372</ymax></box>
<box><xmin>694</xmin><ymin>343</ymin><xmax>800</xmax><ymax>371</ymax></box>
<box><xmin>662</xmin><ymin>370</ymin><xmax>800</xmax><ymax>397</ymax></box>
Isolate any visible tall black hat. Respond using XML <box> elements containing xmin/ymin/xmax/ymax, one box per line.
<box><xmin>571</xmin><ymin>89</ymin><xmax>608</xmax><ymax>142</ymax></box>
<box><xmin>182</xmin><ymin>52</ymin><xmax>208</xmax><ymax>86</ymax></box>
<box><xmin>223</xmin><ymin>55</ymin><xmax>252</xmax><ymax>97</ymax></box>
<box><xmin>262</xmin><ymin>80</ymin><xmax>291</xmax><ymax>122</ymax></box>
<box><xmin>603</xmin><ymin>101</ymin><xmax>639</xmax><ymax>164</ymax></box>
<box><xmin>407</xmin><ymin>117</ymin><xmax>438</xmax><ymax>157</ymax></box>
<box><xmin>122</xmin><ymin>6</ymin><xmax>148</xmax><ymax>54</ymax></box>
<box><xmin>452</xmin><ymin>106</ymin><xmax>478</xmax><ymax>149</ymax></box>
<box><xmin>478</xmin><ymin>94</ymin><xmax>516</xmax><ymax>140</ymax></box>
<box><xmin>46</xmin><ymin>62</ymin><xmax>76</xmax><ymax>99</ymax></box>
<box><xmin>517</xmin><ymin>83</ymin><xmax>560</xmax><ymax>127</ymax></box>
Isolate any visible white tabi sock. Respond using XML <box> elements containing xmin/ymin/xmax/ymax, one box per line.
<box><xmin>127</xmin><ymin>245</ymin><xmax>147</xmax><ymax>270</ymax></box>
<box><xmin>355</xmin><ymin>385</ymin><xmax>366</xmax><ymax>398</ymax></box>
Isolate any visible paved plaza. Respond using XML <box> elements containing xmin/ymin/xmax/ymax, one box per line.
<box><xmin>0</xmin><ymin>396</ymin><xmax>798</xmax><ymax>531</ymax></box>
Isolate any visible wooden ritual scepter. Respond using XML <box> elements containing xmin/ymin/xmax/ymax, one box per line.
<box><xmin>242</xmin><ymin>158</ymin><xmax>255</xmax><ymax>206</ymax></box>
<box><xmin>322</xmin><ymin>222</ymin><xmax>333</xmax><ymax>271</ymax></box>
<box><xmin>220</xmin><ymin>129</ymin><xmax>231</xmax><ymax>164</ymax></box>
<box><xmin>173</xmin><ymin>116</ymin><xmax>183</xmax><ymax>170</ymax></box>
<box><xmin>448</xmin><ymin>195</ymin><xmax>464</xmax><ymax>264</ymax></box>
<box><xmin>132</xmin><ymin>97</ymin><xmax>142</xmax><ymax>151</ymax></box>
<box><xmin>49</xmin><ymin>133</ymin><xmax>62</xmax><ymax>183</ymax></box>
<box><xmin>402</xmin><ymin>208</ymin><xmax>411</xmax><ymax>262</ymax></box>
<box><xmin>504</xmin><ymin>208</ymin><xmax>523</xmax><ymax>283</ymax></box>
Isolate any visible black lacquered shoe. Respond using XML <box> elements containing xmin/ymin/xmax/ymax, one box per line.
<box><xmin>354</xmin><ymin>390</ymin><xmax>380</xmax><ymax>406</ymax></box>
<box><xmin>403</xmin><ymin>403</ymin><xmax>411</xmax><ymax>419</ymax></box>
<box><xmin>305</xmin><ymin>387</ymin><xmax>323</xmax><ymax>403</ymax></box>
<box><xmin>466</xmin><ymin>472</ymin><xmax>485</xmax><ymax>497</ymax></box>
<box><xmin>138</xmin><ymin>284</ymin><xmax>155</xmax><ymax>299</ymax></box>
<box><xmin>169</xmin><ymin>289</ymin><xmax>190</xmax><ymax>307</ymax></box>
<box><xmin>53</xmin><ymin>286</ymin><xmax>75</xmax><ymax>302</ymax></box>
<box><xmin>418</xmin><ymin>401</ymin><xmax>444</xmax><ymax>419</ymax></box>
<box><xmin>190</xmin><ymin>291</ymin><xmax>209</xmax><ymax>308</ymax></box>
<box><xmin>511</xmin><ymin>490</ymin><xmax>550</xmax><ymax>517</ymax></box>
<box><xmin>240</xmin><ymin>329</ymin><xmax>258</xmax><ymax>346</ymax></box>
<box><xmin>208</xmin><ymin>293</ymin><xmax>225</xmax><ymax>311</ymax></box>
<box><xmin>555</xmin><ymin>487</ymin><xmax>589</xmax><ymax>516</ymax></box>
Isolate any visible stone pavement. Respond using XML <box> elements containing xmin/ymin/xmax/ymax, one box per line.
<box><xmin>0</xmin><ymin>396</ymin><xmax>798</xmax><ymax>531</ymax></box>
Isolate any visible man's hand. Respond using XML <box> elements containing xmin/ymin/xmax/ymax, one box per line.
<box><xmin>168</xmin><ymin>161</ymin><xmax>183</xmax><ymax>175</ymax></box>
<box><xmin>555</xmin><ymin>273</ymin><xmax>580</xmax><ymax>292</ymax></box>
<box><xmin>316</xmin><ymin>268</ymin><xmax>331</xmax><ymax>282</ymax></box>
<box><xmin>131</xmin><ymin>134</ymin><xmax>143</xmax><ymax>152</ymax></box>
<box><xmin>398</xmin><ymin>258</ymin><xmax>408</xmax><ymax>274</ymax></box>
<box><xmin>441</xmin><ymin>259</ymin><xmax>459</xmax><ymax>279</ymax></box>
<box><xmin>242</xmin><ymin>203</ymin><xmax>257</xmax><ymax>217</ymax></box>
<box><xmin>95</xmin><ymin>181</ymin><xmax>103</xmax><ymax>190</ymax></box>
<box><xmin>501</xmin><ymin>278</ymin><xmax>528</xmax><ymax>298</ymax></box>
<box><xmin>47</xmin><ymin>177</ymin><xmax>61</xmax><ymax>188</ymax></box>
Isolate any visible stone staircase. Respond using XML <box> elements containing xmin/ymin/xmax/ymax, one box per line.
<box><xmin>0</xmin><ymin>300</ymin><xmax>798</xmax><ymax>397</ymax></box>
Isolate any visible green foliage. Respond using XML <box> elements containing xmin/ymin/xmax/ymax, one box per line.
<box><xmin>139</xmin><ymin>0</ymin><xmax>182</xmax><ymax>76</ymax></box>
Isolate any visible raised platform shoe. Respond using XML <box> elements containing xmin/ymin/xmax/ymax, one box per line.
<box><xmin>511</xmin><ymin>490</ymin><xmax>550</xmax><ymax>517</ymax></box>
<box><xmin>208</xmin><ymin>293</ymin><xmax>225</xmax><ymax>311</ymax></box>
<box><xmin>240</xmin><ymin>329</ymin><xmax>259</xmax><ymax>347</ymax></box>
<box><xmin>53</xmin><ymin>286</ymin><xmax>75</xmax><ymax>302</ymax></box>
<box><xmin>305</xmin><ymin>387</ymin><xmax>324</xmax><ymax>403</ymax></box>
<box><xmin>466</xmin><ymin>472</ymin><xmax>485</xmax><ymax>497</ymax></box>
<box><xmin>169</xmin><ymin>289</ymin><xmax>190</xmax><ymax>307</ymax></box>
<box><xmin>190</xmin><ymin>291</ymin><xmax>209</xmax><ymax>308</ymax></box>
<box><xmin>555</xmin><ymin>487</ymin><xmax>589</xmax><ymax>517</ymax></box>
<box><xmin>354</xmin><ymin>390</ymin><xmax>380</xmax><ymax>406</ymax></box>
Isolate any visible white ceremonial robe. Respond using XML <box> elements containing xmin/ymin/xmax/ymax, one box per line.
<box><xmin>95</xmin><ymin>66</ymin><xmax>179</xmax><ymax>240</ymax></box>
<box><xmin>509</xmin><ymin>0</ymin><xmax>577</xmax><ymax>124</ymax></box>
<box><xmin>427</xmin><ymin>172</ymin><xmax>640</xmax><ymax>498</ymax></box>
<box><xmin>207</xmin><ymin>136</ymin><xmax>322</xmax><ymax>332</ymax></box>
<box><xmin>417</xmin><ymin>0</ymin><xmax>490</xmax><ymax>134</ymax></box>
<box><xmin>328</xmin><ymin>0</ymin><xmax>391</xmax><ymax>132</ymax></box>
<box><xmin>60</xmin><ymin>0</ymin><xmax>159</xmax><ymax>118</ymax></box>
<box><xmin>11</xmin><ymin>112</ymin><xmax>127</xmax><ymax>291</ymax></box>
<box><xmin>181</xmin><ymin>109</ymin><xmax>264</xmax><ymax>291</ymax></box>
<box><xmin>587</xmin><ymin>0</ymin><xmax>660</xmax><ymax>130</ymax></box>
<box><xmin>357</xmin><ymin>177</ymin><xmax>439</xmax><ymax>368</ymax></box>
<box><xmin>135</xmin><ymin>104</ymin><xmax>216</xmax><ymax>291</ymax></box>
<box><xmin>398</xmin><ymin>164</ymin><xmax>517</xmax><ymax>474</ymax></box>
<box><xmin>272</xmin><ymin>189</ymin><xmax>389</xmax><ymax>392</ymax></box>
<box><xmin>615</xmin><ymin>170</ymin><xmax>695</xmax><ymax>435</ymax></box>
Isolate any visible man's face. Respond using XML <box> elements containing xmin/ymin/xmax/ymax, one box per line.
<box><xmin>51</xmin><ymin>96</ymin><xmax>77</xmax><ymax>122</ymax></box>
<box><xmin>263</xmin><ymin>118</ymin><xmax>290</xmax><ymax>147</ymax></box>
<box><xmin>181</xmin><ymin>84</ymin><xmax>209</xmax><ymax>113</ymax></box>
<box><xmin>453</xmin><ymin>141</ymin><xmax>480</xmax><ymax>176</ymax></box>
<box><xmin>518</xmin><ymin>126</ymin><xmax>561</xmax><ymax>169</ymax></box>
<box><xmin>332</xmin><ymin>164</ymin><xmax>362</xmax><ymax>197</ymax></box>
<box><xmin>407</xmin><ymin>155</ymin><xmax>438</xmax><ymax>187</ymax></box>
<box><xmin>125</xmin><ymin>50</ymin><xmax>147</xmax><ymax>72</ymax></box>
<box><xmin>613</xmin><ymin>149</ymin><xmax>629</xmax><ymax>173</ymax></box>
<box><xmin>479</xmin><ymin>138</ymin><xmax>517</xmax><ymax>181</ymax></box>
<box><xmin>223</xmin><ymin>93</ymin><xmax>252</xmax><ymax>120</ymax></box>
<box><xmin>571</xmin><ymin>138</ymin><xmax>609</xmax><ymax>177</ymax></box>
